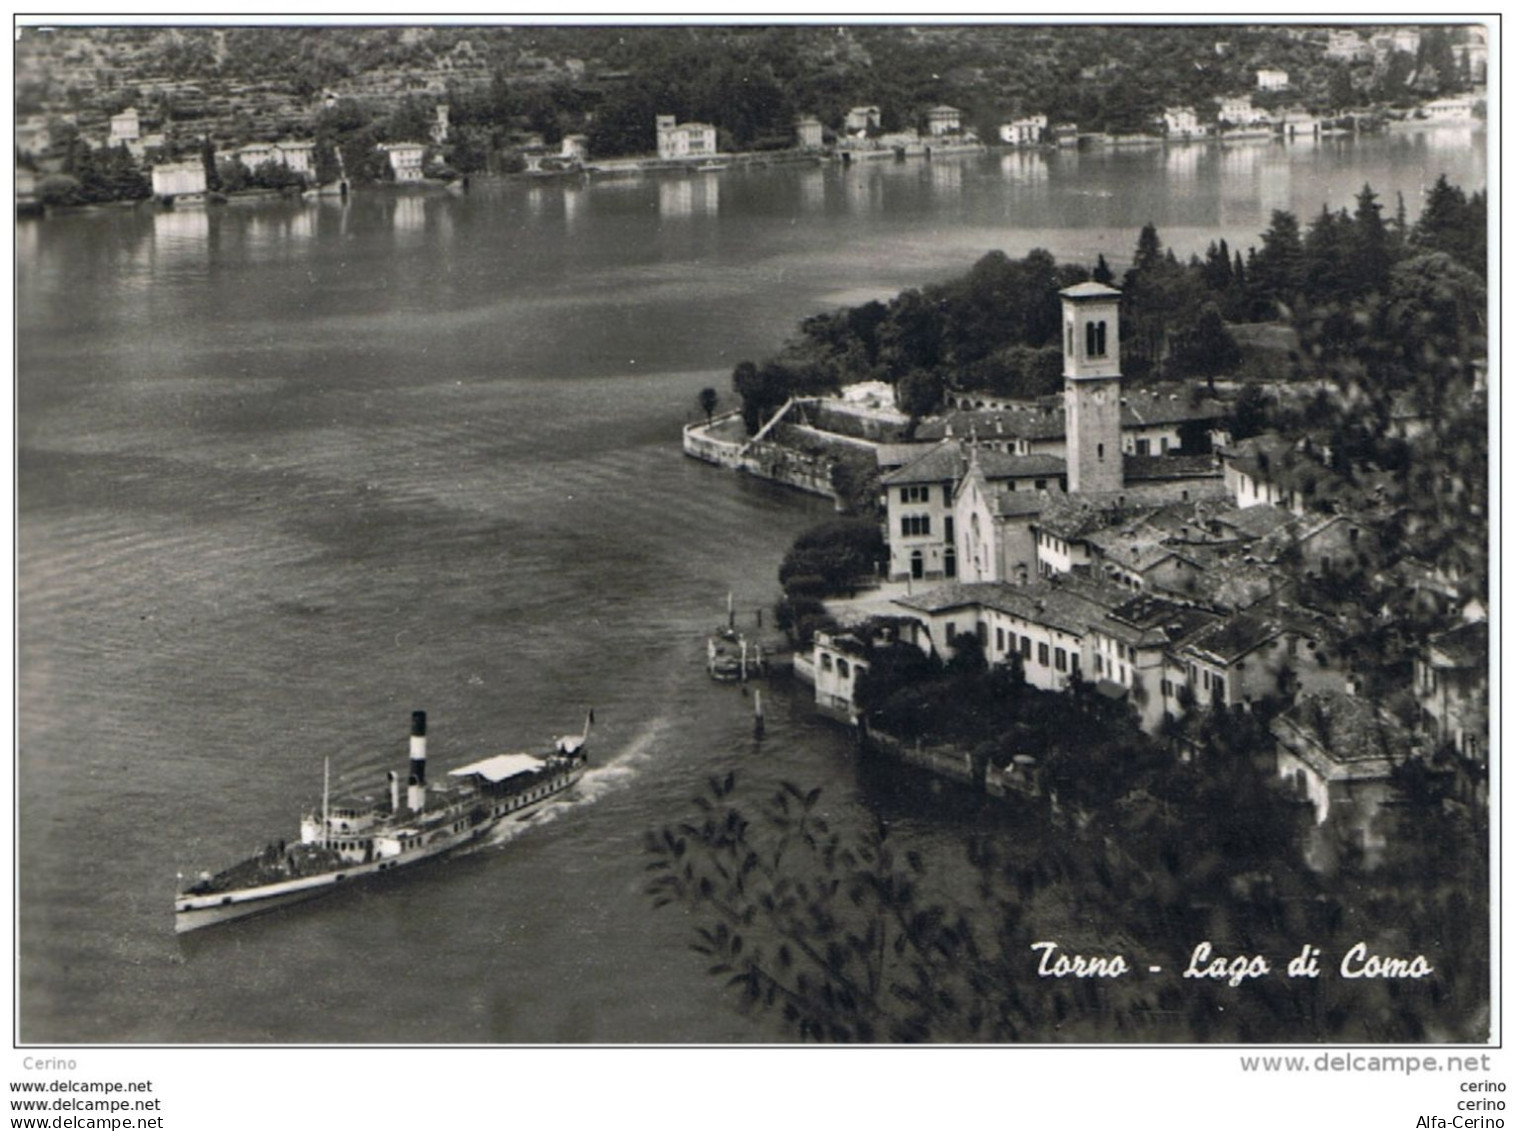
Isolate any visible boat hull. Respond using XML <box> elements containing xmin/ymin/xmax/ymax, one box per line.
<box><xmin>175</xmin><ymin>763</ymin><xmax>585</xmax><ymax>934</ymax></box>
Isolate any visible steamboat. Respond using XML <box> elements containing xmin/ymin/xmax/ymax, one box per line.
<box><xmin>174</xmin><ymin>708</ymin><xmax>591</xmax><ymax>934</ymax></box>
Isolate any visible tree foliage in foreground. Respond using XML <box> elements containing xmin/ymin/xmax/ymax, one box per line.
<box><xmin>645</xmin><ymin>764</ymin><xmax>1487</xmax><ymax>1043</ymax></box>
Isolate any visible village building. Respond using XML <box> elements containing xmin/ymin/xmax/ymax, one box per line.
<box><xmin>844</xmin><ymin>106</ymin><xmax>882</xmax><ymax>134</ymax></box>
<box><xmin>1086</xmin><ymin>594</ymin><xmax>1220</xmax><ymax>733</ymax></box>
<box><xmin>1325</xmin><ymin>29</ymin><xmax>1370</xmax><ymax>61</ymax></box>
<box><xmin>1221</xmin><ymin>434</ymin><xmax>1343</xmax><ymax>515</ymax></box>
<box><xmin>1217</xmin><ymin>95</ymin><xmax>1265</xmax><ymax>126</ymax></box>
<box><xmin>150</xmin><ymin>161</ymin><xmax>208</xmax><ymax>201</ymax></box>
<box><xmin>1162</xmin><ymin>106</ymin><xmax>1205</xmax><ymax>138</ymax></box>
<box><xmin>1423</xmin><ymin>96</ymin><xmax>1476</xmax><ymax>121</ymax></box>
<box><xmin>109</xmin><ymin>106</ymin><xmax>140</xmax><ymax>147</ymax></box>
<box><xmin>795</xmin><ymin>115</ymin><xmax>825</xmax><ymax>149</ymax></box>
<box><xmin>879</xmin><ymin>442</ymin><xmax>968</xmax><ymax>581</ymax></box>
<box><xmin>277</xmin><ymin>141</ymin><xmax>316</xmax><ymax>177</ymax></box>
<box><xmin>812</xmin><ymin>630</ymin><xmax>871</xmax><ymax>719</ymax></box>
<box><xmin>379</xmin><ymin>142</ymin><xmax>427</xmax><ymax>181</ymax></box>
<box><xmin>560</xmin><ymin>134</ymin><xmax>590</xmax><ymax>161</ymax></box>
<box><xmin>1255</xmin><ymin>69</ymin><xmax>1290</xmax><ymax>91</ymax></box>
<box><xmin>431</xmin><ymin>103</ymin><xmax>450</xmax><ymax>144</ymax></box>
<box><xmin>953</xmin><ymin>449</ymin><xmax>1066</xmax><ymax>585</ymax></box>
<box><xmin>655</xmin><ymin>115</ymin><xmax>717</xmax><ymax>159</ymax></box>
<box><xmin>1272</xmin><ymin>691</ymin><xmax>1417</xmax><ymax>861</ymax></box>
<box><xmin>999</xmin><ymin>115</ymin><xmax>1047</xmax><ymax>146</ymax></box>
<box><xmin>1168</xmin><ymin>606</ymin><xmax>1346</xmax><ymax>718</ymax></box>
<box><xmin>892</xmin><ymin>578</ymin><xmax>1127</xmax><ymax>694</ymax></box>
<box><xmin>925</xmin><ymin>105</ymin><xmax>963</xmax><ymax>136</ymax></box>
<box><xmin>1415</xmin><ymin>618</ymin><xmax>1488</xmax><ymax>766</ymax></box>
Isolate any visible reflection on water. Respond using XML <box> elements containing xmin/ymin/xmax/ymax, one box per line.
<box><xmin>562</xmin><ymin>183</ymin><xmax>585</xmax><ymax>230</ymax></box>
<box><xmin>1164</xmin><ymin>143</ymin><xmax>1201</xmax><ymax>180</ymax></box>
<box><xmin>151</xmin><ymin>206</ymin><xmax>210</xmax><ymax>277</ymax></box>
<box><xmin>1256</xmin><ymin>152</ymin><xmax>1293</xmax><ymax>217</ymax></box>
<box><xmin>392</xmin><ymin>194</ymin><xmax>426</xmax><ymax>235</ymax></box>
<box><xmin>657</xmin><ymin>175</ymin><xmax>720</xmax><ymax>219</ymax></box>
<box><xmin>1418</xmin><ymin>125</ymin><xmax>1480</xmax><ymax>154</ymax></box>
<box><xmin>999</xmin><ymin>151</ymin><xmax>1049</xmax><ymax>185</ymax></box>
<box><xmin>929</xmin><ymin>158</ymin><xmax>964</xmax><ymax>197</ymax></box>
<box><xmin>797</xmin><ymin>167</ymin><xmax>825</xmax><ymax>213</ymax></box>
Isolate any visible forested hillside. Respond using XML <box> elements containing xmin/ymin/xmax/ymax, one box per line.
<box><xmin>17</xmin><ymin>23</ymin><xmax>1482</xmax><ymax>157</ymax></box>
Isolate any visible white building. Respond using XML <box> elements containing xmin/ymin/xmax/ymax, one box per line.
<box><xmin>151</xmin><ymin>161</ymin><xmax>207</xmax><ymax>200</ymax></box>
<box><xmin>925</xmin><ymin>105</ymin><xmax>962</xmax><ymax>136</ymax></box>
<box><xmin>109</xmin><ymin>107</ymin><xmax>140</xmax><ymax>146</ymax></box>
<box><xmin>380</xmin><ymin>142</ymin><xmax>427</xmax><ymax>181</ymax></box>
<box><xmin>656</xmin><ymin>115</ymin><xmax>717</xmax><ymax>160</ymax></box>
<box><xmin>1000</xmin><ymin>115</ymin><xmax>1047</xmax><ymax>146</ymax></box>
<box><xmin>795</xmin><ymin>115</ymin><xmax>824</xmax><ymax>149</ymax></box>
<box><xmin>1162</xmin><ymin>106</ymin><xmax>1204</xmax><ymax>138</ymax></box>
<box><xmin>1256</xmin><ymin>69</ymin><xmax>1290</xmax><ymax>91</ymax></box>
<box><xmin>1218</xmin><ymin>95</ymin><xmax>1263</xmax><ymax>126</ymax></box>
<box><xmin>845</xmin><ymin>106</ymin><xmax>881</xmax><ymax>134</ymax></box>
<box><xmin>1423</xmin><ymin>96</ymin><xmax>1476</xmax><ymax>121</ymax></box>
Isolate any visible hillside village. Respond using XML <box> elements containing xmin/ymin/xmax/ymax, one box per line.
<box><xmin>687</xmin><ymin>265</ymin><xmax>1487</xmax><ymax>869</ymax></box>
<box><xmin>15</xmin><ymin>23</ymin><xmax>1488</xmax><ymax>210</ymax></box>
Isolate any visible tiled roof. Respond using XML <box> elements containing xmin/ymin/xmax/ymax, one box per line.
<box><xmin>1035</xmin><ymin>494</ymin><xmax>1153</xmax><ymax>541</ymax></box>
<box><xmin>1213</xmin><ymin>503</ymin><xmax>1299</xmax><ymax>541</ymax></box>
<box><xmin>893</xmin><ymin>578</ymin><xmax>1126</xmax><ymax>638</ymax></box>
<box><xmin>1182</xmin><ymin>610</ymin><xmax>1288</xmax><ymax>664</ymax></box>
<box><xmin>1429</xmin><ymin>619</ymin><xmax>1487</xmax><ymax>669</ymax></box>
<box><xmin>988</xmin><ymin>486</ymin><xmax>1055</xmax><ymax>519</ymax></box>
<box><xmin>879</xmin><ymin>441</ymin><xmax>968</xmax><ymax>486</ymax></box>
<box><xmin>1271</xmin><ymin>691</ymin><xmax>1413</xmax><ymax>778</ymax></box>
<box><xmin>1061</xmin><ymin>281</ymin><xmax>1123</xmax><ymax>300</ymax></box>
<box><xmin>1124</xmin><ymin>453</ymin><xmax>1223</xmax><ymax>481</ymax></box>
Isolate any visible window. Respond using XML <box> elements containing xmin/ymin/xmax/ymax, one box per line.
<box><xmin>1066</xmin><ymin>323</ymin><xmax>1074</xmax><ymax>355</ymax></box>
<box><xmin>1054</xmin><ymin>647</ymin><xmax>1067</xmax><ymax>672</ymax></box>
<box><xmin>1038</xmin><ymin>642</ymin><xmax>1049</xmax><ymax>667</ymax></box>
<box><xmin>910</xmin><ymin>550</ymin><xmax>924</xmax><ymax>579</ymax></box>
<box><xmin>837</xmin><ymin>659</ymin><xmax>850</xmax><ymax>679</ymax></box>
<box><xmin>944</xmin><ymin>516</ymin><xmax>954</xmax><ymax>542</ymax></box>
<box><xmin>1136</xmin><ymin>439</ymin><xmax>1150</xmax><ymax>456</ymax></box>
<box><xmin>1036</xmin><ymin>479</ymin><xmax>1048</xmax><ymax>490</ymax></box>
<box><xmin>902</xmin><ymin>515</ymin><xmax>931</xmax><ymax>537</ymax></box>
<box><xmin>1097</xmin><ymin>443</ymin><xmax>1104</xmax><ymax>460</ymax></box>
<box><xmin>943</xmin><ymin>546</ymin><xmax>956</xmax><ymax>579</ymax></box>
<box><xmin>1213</xmin><ymin>676</ymin><xmax>1226</xmax><ymax>701</ymax></box>
<box><xmin>996</xmin><ymin>627</ymin><xmax>1005</xmax><ymax>652</ymax></box>
<box><xmin>821</xmin><ymin>653</ymin><xmax>833</xmax><ymax>671</ymax></box>
<box><xmin>1071</xmin><ymin>652</ymin><xmax>1080</xmax><ymax>675</ymax></box>
<box><xmin>1095</xmin><ymin>654</ymin><xmax>1104</xmax><ymax>675</ymax></box>
<box><xmin>946</xmin><ymin>622</ymin><xmax>957</xmax><ymax>644</ymax></box>
<box><xmin>901</xmin><ymin>485</ymin><xmax>929</xmax><ymax>504</ymax></box>
<box><xmin>1085</xmin><ymin>320</ymin><xmax>1108</xmax><ymax>357</ymax></box>
<box><xmin>1020</xmin><ymin>637</ymin><xmax>1032</xmax><ymax>659</ymax></box>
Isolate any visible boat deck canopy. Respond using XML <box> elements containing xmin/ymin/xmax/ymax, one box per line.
<box><xmin>448</xmin><ymin>753</ymin><xmax>544</xmax><ymax>783</ymax></box>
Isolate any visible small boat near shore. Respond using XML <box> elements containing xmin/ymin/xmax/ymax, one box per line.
<box><xmin>706</xmin><ymin>593</ymin><xmax>767</xmax><ymax>682</ymax></box>
<box><xmin>174</xmin><ymin>707</ymin><xmax>591</xmax><ymax>934</ymax></box>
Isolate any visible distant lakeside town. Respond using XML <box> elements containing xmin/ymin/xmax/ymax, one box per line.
<box><xmin>15</xmin><ymin>23</ymin><xmax>1487</xmax><ymax>212</ymax></box>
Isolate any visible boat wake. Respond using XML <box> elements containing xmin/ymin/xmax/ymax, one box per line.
<box><xmin>473</xmin><ymin>714</ymin><xmax>668</xmax><ymax>849</ymax></box>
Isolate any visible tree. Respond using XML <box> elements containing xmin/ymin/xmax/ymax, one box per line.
<box><xmin>1167</xmin><ymin>304</ymin><xmax>1242</xmax><ymax>381</ymax></box>
<box><xmin>312</xmin><ymin>135</ymin><xmax>343</xmax><ymax>186</ymax></box>
<box><xmin>199</xmin><ymin>135</ymin><xmax>220</xmax><ymax>192</ymax></box>
<box><xmin>894</xmin><ymin>368</ymin><xmax>945</xmax><ymax>418</ymax></box>
<box><xmin>1246</xmin><ymin>209</ymin><xmax>1305</xmax><ymax>319</ymax></box>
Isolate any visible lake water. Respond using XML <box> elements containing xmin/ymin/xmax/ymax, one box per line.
<box><xmin>15</xmin><ymin>129</ymin><xmax>1485</xmax><ymax>1043</ymax></box>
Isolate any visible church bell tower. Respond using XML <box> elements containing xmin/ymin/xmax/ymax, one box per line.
<box><xmin>1061</xmin><ymin>281</ymin><xmax>1124</xmax><ymax>494</ymax></box>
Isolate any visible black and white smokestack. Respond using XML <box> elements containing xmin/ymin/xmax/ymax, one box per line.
<box><xmin>407</xmin><ymin>710</ymin><xmax>428</xmax><ymax>813</ymax></box>
<box><xmin>409</xmin><ymin>710</ymin><xmax>427</xmax><ymax>785</ymax></box>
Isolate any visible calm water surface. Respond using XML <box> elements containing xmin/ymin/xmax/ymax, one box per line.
<box><xmin>16</xmin><ymin>130</ymin><xmax>1485</xmax><ymax>1043</ymax></box>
